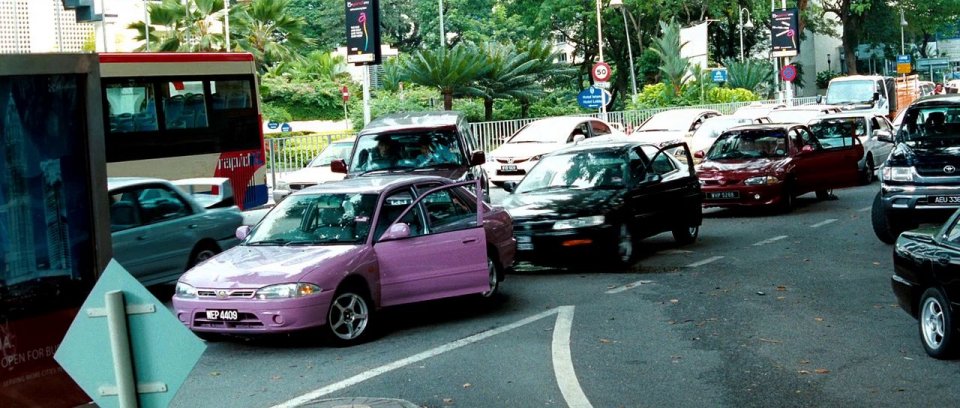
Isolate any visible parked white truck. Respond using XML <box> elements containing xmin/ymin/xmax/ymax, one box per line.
<box><xmin>820</xmin><ymin>75</ymin><xmax>901</xmax><ymax>119</ymax></box>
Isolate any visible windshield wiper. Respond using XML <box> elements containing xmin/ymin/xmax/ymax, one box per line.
<box><xmin>519</xmin><ymin>186</ymin><xmax>569</xmax><ymax>194</ymax></box>
<box><xmin>246</xmin><ymin>239</ymin><xmax>288</xmax><ymax>246</ymax></box>
<box><xmin>357</xmin><ymin>168</ymin><xmax>398</xmax><ymax>177</ymax></box>
<box><xmin>414</xmin><ymin>162</ymin><xmax>461</xmax><ymax>170</ymax></box>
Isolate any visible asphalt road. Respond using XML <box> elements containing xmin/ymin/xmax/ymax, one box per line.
<box><xmin>169</xmin><ymin>182</ymin><xmax>960</xmax><ymax>408</ymax></box>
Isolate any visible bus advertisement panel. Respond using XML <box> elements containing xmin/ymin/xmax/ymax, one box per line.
<box><xmin>0</xmin><ymin>55</ymin><xmax>109</xmax><ymax>407</ymax></box>
<box><xmin>99</xmin><ymin>53</ymin><xmax>267</xmax><ymax>210</ymax></box>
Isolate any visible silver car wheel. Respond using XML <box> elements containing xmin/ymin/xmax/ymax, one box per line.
<box><xmin>481</xmin><ymin>257</ymin><xmax>498</xmax><ymax>298</ymax></box>
<box><xmin>618</xmin><ymin>225</ymin><xmax>633</xmax><ymax>264</ymax></box>
<box><xmin>922</xmin><ymin>296</ymin><xmax>946</xmax><ymax>350</ymax></box>
<box><xmin>328</xmin><ymin>292</ymin><xmax>369</xmax><ymax>341</ymax></box>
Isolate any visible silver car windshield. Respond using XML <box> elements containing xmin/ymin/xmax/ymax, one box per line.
<box><xmin>348</xmin><ymin>130</ymin><xmax>463</xmax><ymax>173</ymax></box>
<box><xmin>247</xmin><ymin>193</ymin><xmax>377</xmax><ymax>245</ymax></box>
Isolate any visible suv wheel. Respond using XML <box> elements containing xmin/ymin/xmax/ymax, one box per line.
<box><xmin>871</xmin><ymin>192</ymin><xmax>910</xmax><ymax>244</ymax></box>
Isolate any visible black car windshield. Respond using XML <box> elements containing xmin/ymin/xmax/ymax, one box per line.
<box><xmin>348</xmin><ymin>129</ymin><xmax>463</xmax><ymax>173</ymax></box>
<box><xmin>897</xmin><ymin>106</ymin><xmax>960</xmax><ymax>147</ymax></box>
<box><xmin>246</xmin><ymin>192</ymin><xmax>377</xmax><ymax>245</ymax></box>
<box><xmin>516</xmin><ymin>151</ymin><xmax>627</xmax><ymax>193</ymax></box>
<box><xmin>308</xmin><ymin>141</ymin><xmax>353</xmax><ymax>167</ymax></box>
<box><xmin>707</xmin><ymin>130</ymin><xmax>788</xmax><ymax>160</ymax></box>
<box><xmin>808</xmin><ymin>117</ymin><xmax>867</xmax><ymax>149</ymax></box>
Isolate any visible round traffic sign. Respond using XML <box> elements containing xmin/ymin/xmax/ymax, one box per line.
<box><xmin>341</xmin><ymin>85</ymin><xmax>349</xmax><ymax>102</ymax></box>
<box><xmin>781</xmin><ymin>64</ymin><xmax>797</xmax><ymax>82</ymax></box>
<box><xmin>592</xmin><ymin>62</ymin><xmax>612</xmax><ymax>82</ymax></box>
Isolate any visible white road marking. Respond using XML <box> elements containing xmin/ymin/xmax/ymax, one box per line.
<box><xmin>752</xmin><ymin>235</ymin><xmax>788</xmax><ymax>246</ymax></box>
<box><xmin>553</xmin><ymin>306</ymin><xmax>593</xmax><ymax>408</ymax></box>
<box><xmin>271</xmin><ymin>307</ymin><xmax>563</xmax><ymax>408</ymax></box>
<box><xmin>810</xmin><ymin>219</ymin><xmax>838</xmax><ymax>228</ymax></box>
<box><xmin>857</xmin><ymin>206</ymin><xmax>871</xmax><ymax>212</ymax></box>
<box><xmin>605</xmin><ymin>280</ymin><xmax>654</xmax><ymax>294</ymax></box>
<box><xmin>686</xmin><ymin>256</ymin><xmax>724</xmax><ymax>268</ymax></box>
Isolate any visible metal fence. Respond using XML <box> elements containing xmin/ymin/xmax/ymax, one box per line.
<box><xmin>262</xmin><ymin>97</ymin><xmax>820</xmax><ymax>177</ymax></box>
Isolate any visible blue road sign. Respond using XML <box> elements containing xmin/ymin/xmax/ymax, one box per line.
<box><xmin>577</xmin><ymin>86</ymin><xmax>611</xmax><ymax>109</ymax></box>
<box><xmin>711</xmin><ymin>69</ymin><xmax>728</xmax><ymax>83</ymax></box>
<box><xmin>281</xmin><ymin>123</ymin><xmax>292</xmax><ymax>132</ymax></box>
<box><xmin>54</xmin><ymin>260</ymin><xmax>206</xmax><ymax>408</ymax></box>
<box><xmin>896</xmin><ymin>54</ymin><xmax>911</xmax><ymax>64</ymax></box>
<box><xmin>267</xmin><ymin>121</ymin><xmax>279</xmax><ymax>129</ymax></box>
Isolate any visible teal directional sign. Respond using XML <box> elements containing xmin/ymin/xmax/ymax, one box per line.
<box><xmin>54</xmin><ymin>260</ymin><xmax>206</xmax><ymax>408</ymax></box>
<box><xmin>711</xmin><ymin>69</ymin><xmax>728</xmax><ymax>83</ymax></box>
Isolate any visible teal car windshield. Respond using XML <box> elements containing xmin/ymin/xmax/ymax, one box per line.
<box><xmin>516</xmin><ymin>151</ymin><xmax>627</xmax><ymax>193</ymax></box>
<box><xmin>247</xmin><ymin>193</ymin><xmax>377</xmax><ymax>245</ymax></box>
<box><xmin>897</xmin><ymin>106</ymin><xmax>960</xmax><ymax>145</ymax></box>
<box><xmin>348</xmin><ymin>130</ymin><xmax>463</xmax><ymax>173</ymax></box>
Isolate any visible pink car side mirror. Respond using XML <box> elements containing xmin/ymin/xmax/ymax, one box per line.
<box><xmin>379</xmin><ymin>223</ymin><xmax>411</xmax><ymax>241</ymax></box>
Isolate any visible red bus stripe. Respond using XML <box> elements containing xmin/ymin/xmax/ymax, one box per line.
<box><xmin>99</xmin><ymin>53</ymin><xmax>255</xmax><ymax>63</ymax></box>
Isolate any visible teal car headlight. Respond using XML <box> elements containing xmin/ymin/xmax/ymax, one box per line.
<box><xmin>175</xmin><ymin>282</ymin><xmax>197</xmax><ymax>299</ymax></box>
<box><xmin>553</xmin><ymin>215</ymin><xmax>605</xmax><ymax>230</ymax></box>
<box><xmin>743</xmin><ymin>176</ymin><xmax>780</xmax><ymax>185</ymax></box>
<box><xmin>255</xmin><ymin>283</ymin><xmax>323</xmax><ymax>300</ymax></box>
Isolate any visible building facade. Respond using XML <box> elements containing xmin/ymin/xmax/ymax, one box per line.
<box><xmin>0</xmin><ymin>0</ymin><xmax>95</xmax><ymax>54</ymax></box>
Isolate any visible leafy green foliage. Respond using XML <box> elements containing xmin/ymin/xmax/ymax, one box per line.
<box><xmin>260</xmin><ymin>76</ymin><xmax>345</xmax><ymax>120</ymax></box>
<box><xmin>398</xmin><ymin>44</ymin><xmax>489</xmax><ymax>110</ymax></box>
<box><xmin>722</xmin><ymin>58</ymin><xmax>775</xmax><ymax>97</ymax></box>
<box><xmin>261</xmin><ymin>103</ymin><xmax>293</xmax><ymax>123</ymax></box>
<box><xmin>650</xmin><ymin>20</ymin><xmax>692</xmax><ymax>99</ymax></box>
<box><xmin>816</xmin><ymin>70</ymin><xmax>841</xmax><ymax>90</ymax></box>
<box><xmin>628</xmin><ymin>82</ymin><xmax>758</xmax><ymax>109</ymax></box>
<box><xmin>232</xmin><ymin>0</ymin><xmax>312</xmax><ymax>73</ymax></box>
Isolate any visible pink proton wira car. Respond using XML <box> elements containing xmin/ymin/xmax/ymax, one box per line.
<box><xmin>172</xmin><ymin>176</ymin><xmax>515</xmax><ymax>345</ymax></box>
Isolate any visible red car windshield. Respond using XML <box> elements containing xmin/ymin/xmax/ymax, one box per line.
<box><xmin>707</xmin><ymin>130</ymin><xmax>788</xmax><ymax>160</ymax></box>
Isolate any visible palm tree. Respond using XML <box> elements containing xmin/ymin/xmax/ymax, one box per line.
<box><xmin>722</xmin><ymin>58</ymin><xmax>775</xmax><ymax>97</ymax></box>
<box><xmin>650</xmin><ymin>20</ymin><xmax>692</xmax><ymax>99</ymax></box>
<box><xmin>127</xmin><ymin>0</ymin><xmax>227</xmax><ymax>52</ymax></box>
<box><xmin>514</xmin><ymin>40</ymin><xmax>576</xmax><ymax>117</ymax></box>
<box><xmin>473</xmin><ymin>42</ymin><xmax>542</xmax><ymax>121</ymax></box>
<box><xmin>267</xmin><ymin>51</ymin><xmax>349</xmax><ymax>83</ymax></box>
<box><xmin>399</xmin><ymin>44</ymin><xmax>489</xmax><ymax>110</ymax></box>
<box><xmin>233</xmin><ymin>0</ymin><xmax>312</xmax><ymax>73</ymax></box>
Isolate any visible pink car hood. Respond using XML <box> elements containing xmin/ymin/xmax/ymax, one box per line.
<box><xmin>179</xmin><ymin>245</ymin><xmax>367</xmax><ymax>288</ymax></box>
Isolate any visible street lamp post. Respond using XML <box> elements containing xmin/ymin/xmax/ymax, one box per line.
<box><xmin>827</xmin><ymin>53</ymin><xmax>831</xmax><ymax>71</ymax></box>
<box><xmin>900</xmin><ymin>10</ymin><xmax>907</xmax><ymax>55</ymax></box>
<box><xmin>610</xmin><ymin>0</ymin><xmax>637</xmax><ymax>100</ymax></box>
<box><xmin>439</xmin><ymin>0</ymin><xmax>445</xmax><ymax>47</ymax></box>
<box><xmin>738</xmin><ymin>7</ymin><xmax>754</xmax><ymax>61</ymax></box>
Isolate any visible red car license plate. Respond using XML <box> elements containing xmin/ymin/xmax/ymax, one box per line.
<box><xmin>706</xmin><ymin>191</ymin><xmax>739</xmax><ymax>199</ymax></box>
<box><xmin>205</xmin><ymin>309</ymin><xmax>238</xmax><ymax>321</ymax></box>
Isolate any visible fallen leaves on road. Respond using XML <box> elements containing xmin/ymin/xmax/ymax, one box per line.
<box><xmin>759</xmin><ymin>338</ymin><xmax>782</xmax><ymax>344</ymax></box>
<box><xmin>209</xmin><ymin>371</ymin><xmax>221</xmax><ymax>377</ymax></box>
<box><xmin>798</xmin><ymin>369</ymin><xmax>811</xmax><ymax>375</ymax></box>
<box><xmin>600</xmin><ymin>338</ymin><xmax>612</xmax><ymax>344</ymax></box>
<box><xmin>776</xmin><ymin>296</ymin><xmax>786</xmax><ymax>301</ymax></box>
<box><xmin>463</xmin><ymin>383</ymin><xmax>472</xmax><ymax>388</ymax></box>
<box><xmin>443</xmin><ymin>398</ymin><xmax>454</xmax><ymax>404</ymax></box>
<box><xmin>814</xmin><ymin>317</ymin><xmax>824</xmax><ymax>322</ymax></box>
<box><xmin>776</xmin><ymin>285</ymin><xmax>787</xmax><ymax>291</ymax></box>
<box><xmin>873</xmin><ymin>262</ymin><xmax>881</xmax><ymax>266</ymax></box>
<box><xmin>670</xmin><ymin>299</ymin><xmax>679</xmax><ymax>304</ymax></box>
<box><xmin>799</xmin><ymin>359</ymin><xmax>810</xmax><ymax>364</ymax></box>
<box><xmin>815</xmin><ymin>368</ymin><xmax>831</xmax><ymax>374</ymax></box>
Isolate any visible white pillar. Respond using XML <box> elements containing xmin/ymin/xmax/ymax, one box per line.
<box><xmin>224</xmin><ymin>0</ymin><xmax>231</xmax><ymax>51</ymax></box>
<box><xmin>363</xmin><ymin>66</ymin><xmax>371</xmax><ymax>125</ymax></box>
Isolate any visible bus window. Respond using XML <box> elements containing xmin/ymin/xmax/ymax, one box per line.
<box><xmin>211</xmin><ymin>79</ymin><xmax>252</xmax><ymax>110</ymax></box>
<box><xmin>163</xmin><ymin>81</ymin><xmax>208</xmax><ymax>129</ymax></box>
<box><xmin>104</xmin><ymin>82</ymin><xmax>158</xmax><ymax>133</ymax></box>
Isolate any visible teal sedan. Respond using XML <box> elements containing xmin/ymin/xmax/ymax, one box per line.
<box><xmin>108</xmin><ymin>177</ymin><xmax>243</xmax><ymax>286</ymax></box>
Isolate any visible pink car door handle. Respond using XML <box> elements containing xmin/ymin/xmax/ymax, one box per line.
<box><xmin>462</xmin><ymin>237</ymin><xmax>478</xmax><ymax>244</ymax></box>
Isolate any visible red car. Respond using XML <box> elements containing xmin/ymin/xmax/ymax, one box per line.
<box><xmin>695</xmin><ymin>124</ymin><xmax>863</xmax><ymax>211</ymax></box>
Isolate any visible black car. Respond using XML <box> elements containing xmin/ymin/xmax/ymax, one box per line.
<box><xmin>873</xmin><ymin>94</ymin><xmax>960</xmax><ymax>243</ymax></box>
<box><xmin>331</xmin><ymin>111</ymin><xmax>490</xmax><ymax>200</ymax></box>
<box><xmin>892</xmin><ymin>209</ymin><xmax>960</xmax><ymax>359</ymax></box>
<box><xmin>500</xmin><ymin>139</ymin><xmax>702</xmax><ymax>267</ymax></box>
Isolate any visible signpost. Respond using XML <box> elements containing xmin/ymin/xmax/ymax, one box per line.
<box><xmin>344</xmin><ymin>0</ymin><xmax>382</xmax><ymax>64</ymax></box>
<box><xmin>281</xmin><ymin>123</ymin><xmax>292</xmax><ymax>133</ymax></box>
<box><xmin>341</xmin><ymin>85</ymin><xmax>350</xmax><ymax>130</ymax></box>
<box><xmin>267</xmin><ymin>121</ymin><xmax>279</xmax><ymax>130</ymax></box>
<box><xmin>591</xmin><ymin>62</ymin><xmax>612</xmax><ymax>83</ymax></box>
<box><xmin>577</xmin><ymin>86</ymin><xmax>612</xmax><ymax>110</ymax></box>
<box><xmin>770</xmin><ymin>8</ymin><xmax>799</xmax><ymax>58</ymax></box>
<box><xmin>54</xmin><ymin>260</ymin><xmax>206</xmax><ymax>408</ymax></box>
<box><xmin>711</xmin><ymin>69</ymin><xmax>728</xmax><ymax>83</ymax></box>
<box><xmin>896</xmin><ymin>54</ymin><xmax>912</xmax><ymax>74</ymax></box>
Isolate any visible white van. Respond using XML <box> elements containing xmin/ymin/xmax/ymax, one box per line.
<box><xmin>822</xmin><ymin>75</ymin><xmax>898</xmax><ymax>118</ymax></box>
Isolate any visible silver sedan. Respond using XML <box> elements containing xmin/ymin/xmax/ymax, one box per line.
<box><xmin>108</xmin><ymin>177</ymin><xmax>243</xmax><ymax>286</ymax></box>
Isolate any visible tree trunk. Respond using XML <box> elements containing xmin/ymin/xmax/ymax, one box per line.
<box><xmin>442</xmin><ymin>91</ymin><xmax>453</xmax><ymax>110</ymax></box>
<box><xmin>484</xmin><ymin>98</ymin><xmax>494</xmax><ymax>121</ymax></box>
<box><xmin>520</xmin><ymin>99</ymin><xmax>530</xmax><ymax>118</ymax></box>
<box><xmin>842</xmin><ymin>18</ymin><xmax>859</xmax><ymax>75</ymax></box>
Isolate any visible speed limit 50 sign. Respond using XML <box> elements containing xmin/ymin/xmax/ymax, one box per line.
<box><xmin>591</xmin><ymin>62</ymin><xmax>612</xmax><ymax>82</ymax></box>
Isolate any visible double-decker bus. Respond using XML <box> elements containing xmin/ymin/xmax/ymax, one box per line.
<box><xmin>99</xmin><ymin>53</ymin><xmax>267</xmax><ymax>209</ymax></box>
